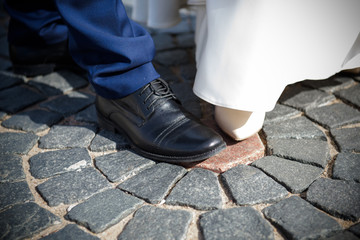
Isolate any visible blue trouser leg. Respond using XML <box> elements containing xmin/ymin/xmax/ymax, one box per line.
<box><xmin>4</xmin><ymin>0</ymin><xmax>68</xmax><ymax>46</ymax></box>
<box><xmin>5</xmin><ymin>0</ymin><xmax>160</xmax><ymax>99</ymax></box>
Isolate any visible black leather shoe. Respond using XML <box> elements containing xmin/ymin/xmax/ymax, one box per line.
<box><xmin>9</xmin><ymin>41</ymin><xmax>82</xmax><ymax>77</ymax></box>
<box><xmin>96</xmin><ymin>78</ymin><xmax>226</xmax><ymax>163</ymax></box>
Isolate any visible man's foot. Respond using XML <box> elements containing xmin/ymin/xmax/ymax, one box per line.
<box><xmin>9</xmin><ymin>41</ymin><xmax>82</xmax><ymax>77</ymax></box>
<box><xmin>96</xmin><ymin>78</ymin><xmax>226</xmax><ymax>163</ymax></box>
<box><xmin>215</xmin><ymin>106</ymin><xmax>265</xmax><ymax>141</ymax></box>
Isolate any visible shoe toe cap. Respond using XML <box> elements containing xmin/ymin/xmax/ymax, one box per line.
<box><xmin>160</xmin><ymin>121</ymin><xmax>226</xmax><ymax>157</ymax></box>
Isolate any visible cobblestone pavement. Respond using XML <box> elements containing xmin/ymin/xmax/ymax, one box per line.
<box><xmin>1</xmin><ymin>5</ymin><xmax>360</xmax><ymax>240</ymax></box>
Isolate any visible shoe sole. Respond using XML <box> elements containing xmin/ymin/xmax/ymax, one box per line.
<box><xmin>97</xmin><ymin>110</ymin><xmax>226</xmax><ymax>163</ymax></box>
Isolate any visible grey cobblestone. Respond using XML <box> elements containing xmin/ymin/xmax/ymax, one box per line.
<box><xmin>302</xmin><ymin>76</ymin><xmax>355</xmax><ymax>93</ymax></box>
<box><xmin>221</xmin><ymin>165</ymin><xmax>288</xmax><ymax>205</ymax></box>
<box><xmin>39</xmin><ymin>125</ymin><xmax>96</xmax><ymax>149</ymax></box>
<box><xmin>29</xmin><ymin>70</ymin><xmax>88</xmax><ymax>96</ymax></box>
<box><xmin>0</xmin><ymin>181</ymin><xmax>34</xmax><ymax>210</ymax></box>
<box><xmin>252</xmin><ymin>156</ymin><xmax>323</xmax><ymax>193</ymax></box>
<box><xmin>333</xmin><ymin>152</ymin><xmax>360</xmax><ymax>182</ymax></box>
<box><xmin>90</xmin><ymin>130</ymin><xmax>129</xmax><ymax>152</ymax></box>
<box><xmin>37</xmin><ymin>167</ymin><xmax>111</xmax><ymax>206</ymax></box>
<box><xmin>263</xmin><ymin>116</ymin><xmax>326</xmax><ymax>140</ymax></box>
<box><xmin>95</xmin><ymin>150</ymin><xmax>155</xmax><ymax>183</ymax></box>
<box><xmin>29</xmin><ymin>148</ymin><xmax>92</xmax><ymax>179</ymax></box>
<box><xmin>280</xmin><ymin>86</ymin><xmax>335</xmax><ymax>111</ymax></box>
<box><xmin>306</xmin><ymin>103</ymin><xmax>360</xmax><ymax>129</ymax></box>
<box><xmin>0</xmin><ymin>85</ymin><xmax>46</xmax><ymax>113</ymax></box>
<box><xmin>266</xmin><ymin>138</ymin><xmax>330</xmax><ymax>168</ymax></box>
<box><xmin>0</xmin><ymin>202</ymin><xmax>60</xmax><ymax>240</ymax></box>
<box><xmin>40</xmin><ymin>91</ymin><xmax>95</xmax><ymax>116</ymax></box>
<box><xmin>118</xmin><ymin>163</ymin><xmax>187</xmax><ymax>204</ymax></box>
<box><xmin>166</xmin><ymin>168</ymin><xmax>223</xmax><ymax>210</ymax></box>
<box><xmin>200</xmin><ymin>207</ymin><xmax>274</xmax><ymax>240</ymax></box>
<box><xmin>263</xmin><ymin>196</ymin><xmax>342</xmax><ymax>240</ymax></box>
<box><xmin>0</xmin><ymin>132</ymin><xmax>39</xmax><ymax>154</ymax></box>
<box><xmin>0</xmin><ymin>154</ymin><xmax>25</xmax><ymax>182</ymax></box>
<box><xmin>307</xmin><ymin>178</ymin><xmax>360</xmax><ymax>221</ymax></box>
<box><xmin>2</xmin><ymin>109</ymin><xmax>63</xmax><ymax>133</ymax></box>
<box><xmin>335</xmin><ymin>83</ymin><xmax>360</xmax><ymax>107</ymax></box>
<box><xmin>75</xmin><ymin>105</ymin><xmax>97</xmax><ymax>123</ymax></box>
<box><xmin>118</xmin><ymin>205</ymin><xmax>192</xmax><ymax>240</ymax></box>
<box><xmin>331</xmin><ymin>127</ymin><xmax>360</xmax><ymax>152</ymax></box>
<box><xmin>67</xmin><ymin>189</ymin><xmax>143</xmax><ymax>233</ymax></box>
<box><xmin>0</xmin><ymin>71</ymin><xmax>23</xmax><ymax>90</ymax></box>
<box><xmin>41</xmin><ymin>224</ymin><xmax>100</xmax><ymax>240</ymax></box>
<box><xmin>264</xmin><ymin>104</ymin><xmax>301</xmax><ymax>124</ymax></box>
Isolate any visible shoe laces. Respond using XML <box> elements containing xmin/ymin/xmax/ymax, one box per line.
<box><xmin>140</xmin><ymin>78</ymin><xmax>176</xmax><ymax>109</ymax></box>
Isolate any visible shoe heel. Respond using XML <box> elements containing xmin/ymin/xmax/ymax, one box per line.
<box><xmin>96</xmin><ymin>111</ymin><xmax>117</xmax><ymax>132</ymax></box>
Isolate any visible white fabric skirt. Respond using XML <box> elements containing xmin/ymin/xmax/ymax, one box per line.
<box><xmin>131</xmin><ymin>0</ymin><xmax>360</xmax><ymax>112</ymax></box>
<box><xmin>193</xmin><ymin>0</ymin><xmax>360</xmax><ymax>112</ymax></box>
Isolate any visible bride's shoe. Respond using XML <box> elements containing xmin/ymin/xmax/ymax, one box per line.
<box><xmin>214</xmin><ymin>106</ymin><xmax>265</xmax><ymax>141</ymax></box>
